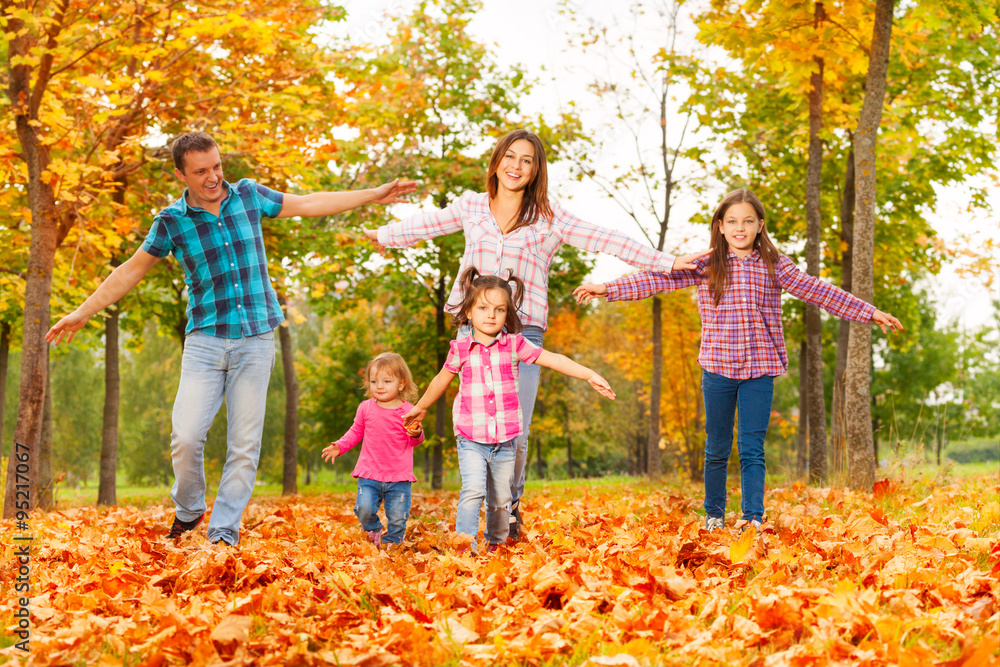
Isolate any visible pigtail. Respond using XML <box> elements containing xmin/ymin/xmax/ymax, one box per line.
<box><xmin>504</xmin><ymin>270</ymin><xmax>525</xmax><ymax>313</ymax></box>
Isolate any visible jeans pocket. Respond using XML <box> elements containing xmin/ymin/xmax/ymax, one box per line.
<box><xmin>255</xmin><ymin>329</ymin><xmax>275</xmax><ymax>341</ymax></box>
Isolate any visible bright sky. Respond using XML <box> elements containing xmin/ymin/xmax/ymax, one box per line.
<box><xmin>335</xmin><ymin>0</ymin><xmax>1000</xmax><ymax>332</ymax></box>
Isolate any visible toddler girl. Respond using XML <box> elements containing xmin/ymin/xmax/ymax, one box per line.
<box><xmin>322</xmin><ymin>352</ymin><xmax>424</xmax><ymax>546</ymax></box>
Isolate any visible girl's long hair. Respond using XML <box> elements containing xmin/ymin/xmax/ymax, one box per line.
<box><xmin>707</xmin><ymin>188</ymin><xmax>781</xmax><ymax>306</ymax></box>
<box><xmin>486</xmin><ymin>129</ymin><xmax>554</xmax><ymax>233</ymax></box>
<box><xmin>451</xmin><ymin>267</ymin><xmax>525</xmax><ymax>334</ymax></box>
<box><xmin>363</xmin><ymin>352</ymin><xmax>418</xmax><ymax>403</ymax></box>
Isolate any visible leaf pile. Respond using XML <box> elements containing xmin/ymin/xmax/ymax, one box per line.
<box><xmin>2</xmin><ymin>477</ymin><xmax>998</xmax><ymax>666</ymax></box>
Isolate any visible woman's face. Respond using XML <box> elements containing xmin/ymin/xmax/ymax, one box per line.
<box><xmin>495</xmin><ymin>139</ymin><xmax>536</xmax><ymax>193</ymax></box>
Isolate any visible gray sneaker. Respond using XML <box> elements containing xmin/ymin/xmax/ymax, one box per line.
<box><xmin>705</xmin><ymin>516</ymin><xmax>724</xmax><ymax>532</ymax></box>
<box><xmin>739</xmin><ymin>519</ymin><xmax>763</xmax><ymax>535</ymax></box>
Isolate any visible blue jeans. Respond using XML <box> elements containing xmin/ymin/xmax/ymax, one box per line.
<box><xmin>455</xmin><ymin>435</ymin><xmax>516</xmax><ymax>546</ymax></box>
<box><xmin>170</xmin><ymin>330</ymin><xmax>275</xmax><ymax>545</ymax></box>
<box><xmin>354</xmin><ymin>478</ymin><xmax>412</xmax><ymax>544</ymax></box>
<box><xmin>701</xmin><ymin>370</ymin><xmax>774</xmax><ymax>523</ymax></box>
<box><xmin>463</xmin><ymin>324</ymin><xmax>543</xmax><ymax>537</ymax></box>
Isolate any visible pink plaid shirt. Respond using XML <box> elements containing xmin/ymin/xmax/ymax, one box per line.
<box><xmin>444</xmin><ymin>332</ymin><xmax>543</xmax><ymax>444</ymax></box>
<box><xmin>606</xmin><ymin>250</ymin><xmax>877</xmax><ymax>380</ymax></box>
<box><xmin>377</xmin><ymin>191</ymin><xmax>676</xmax><ymax>330</ymax></box>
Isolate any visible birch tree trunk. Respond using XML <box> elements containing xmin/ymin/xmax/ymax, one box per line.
<box><xmin>846</xmin><ymin>0</ymin><xmax>895</xmax><ymax>491</ymax></box>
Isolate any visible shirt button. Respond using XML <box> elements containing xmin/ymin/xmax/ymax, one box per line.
<box><xmin>218</xmin><ymin>222</ymin><xmax>221</xmax><ymax>226</ymax></box>
<box><xmin>231</xmin><ymin>263</ymin><xmax>234</xmax><ymax>267</ymax></box>
<box><xmin>237</xmin><ymin>305</ymin><xmax>241</xmax><ymax>308</ymax></box>
<box><xmin>225</xmin><ymin>242</ymin><xmax>229</xmax><ymax>246</ymax></box>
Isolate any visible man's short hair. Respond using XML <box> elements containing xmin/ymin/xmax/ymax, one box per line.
<box><xmin>171</xmin><ymin>132</ymin><xmax>218</xmax><ymax>172</ymax></box>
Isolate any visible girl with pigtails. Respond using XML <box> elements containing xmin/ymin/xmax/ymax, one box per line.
<box><xmin>403</xmin><ymin>267</ymin><xmax>615</xmax><ymax>553</ymax></box>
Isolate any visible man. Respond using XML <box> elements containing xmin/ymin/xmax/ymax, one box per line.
<box><xmin>46</xmin><ymin>132</ymin><xmax>416</xmax><ymax>546</ymax></box>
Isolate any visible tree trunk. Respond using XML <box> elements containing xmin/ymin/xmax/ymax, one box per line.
<box><xmin>647</xmin><ymin>295</ymin><xmax>663</xmax><ymax>478</ymax></box>
<box><xmin>97</xmin><ymin>306</ymin><xmax>120</xmax><ymax>506</ymax></box>
<box><xmin>0</xmin><ymin>321</ymin><xmax>9</xmax><ymax>472</ymax></box>
<box><xmin>38</xmin><ymin>348</ymin><xmax>53</xmax><ymax>510</ymax></box>
<box><xmin>278</xmin><ymin>295</ymin><xmax>298</xmax><ymax>495</ymax></box>
<box><xmin>796</xmin><ymin>340</ymin><xmax>809</xmax><ymax>479</ymax></box>
<box><xmin>3</xmin><ymin>12</ymin><xmax>61</xmax><ymax>515</ymax></box>
<box><xmin>432</xmin><ymin>274</ymin><xmax>446</xmax><ymax>489</ymax></box>
<box><xmin>830</xmin><ymin>146</ymin><xmax>855</xmax><ymax>476</ymax></box>
<box><xmin>846</xmin><ymin>0</ymin><xmax>895</xmax><ymax>491</ymax></box>
<box><xmin>805</xmin><ymin>7</ymin><xmax>827</xmax><ymax>485</ymax></box>
<box><xmin>564</xmin><ymin>404</ymin><xmax>573</xmax><ymax>478</ymax></box>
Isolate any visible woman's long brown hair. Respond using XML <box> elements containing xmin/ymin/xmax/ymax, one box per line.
<box><xmin>486</xmin><ymin>129</ymin><xmax>554</xmax><ymax>233</ymax></box>
<box><xmin>451</xmin><ymin>267</ymin><xmax>525</xmax><ymax>334</ymax></box>
<box><xmin>706</xmin><ymin>188</ymin><xmax>781</xmax><ymax>306</ymax></box>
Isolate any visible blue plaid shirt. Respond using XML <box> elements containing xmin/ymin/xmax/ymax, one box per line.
<box><xmin>141</xmin><ymin>179</ymin><xmax>285</xmax><ymax>338</ymax></box>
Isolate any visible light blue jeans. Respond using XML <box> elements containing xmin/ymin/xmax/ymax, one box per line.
<box><xmin>170</xmin><ymin>330</ymin><xmax>275</xmax><ymax>545</ymax></box>
<box><xmin>455</xmin><ymin>435</ymin><xmax>516</xmax><ymax>546</ymax></box>
<box><xmin>456</xmin><ymin>325</ymin><xmax>544</xmax><ymax>538</ymax></box>
<box><xmin>354</xmin><ymin>478</ymin><xmax>412</xmax><ymax>544</ymax></box>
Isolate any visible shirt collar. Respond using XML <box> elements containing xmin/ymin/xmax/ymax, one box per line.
<box><xmin>462</xmin><ymin>330</ymin><xmax>508</xmax><ymax>349</ymax></box>
<box><xmin>176</xmin><ymin>180</ymin><xmax>233</xmax><ymax>216</ymax></box>
<box><xmin>728</xmin><ymin>248</ymin><xmax>761</xmax><ymax>262</ymax></box>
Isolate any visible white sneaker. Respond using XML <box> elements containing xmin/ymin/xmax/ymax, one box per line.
<box><xmin>705</xmin><ymin>516</ymin><xmax>724</xmax><ymax>532</ymax></box>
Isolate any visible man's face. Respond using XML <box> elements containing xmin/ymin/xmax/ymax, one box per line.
<box><xmin>175</xmin><ymin>147</ymin><xmax>224</xmax><ymax>208</ymax></box>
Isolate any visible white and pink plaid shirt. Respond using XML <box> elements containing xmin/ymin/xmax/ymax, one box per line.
<box><xmin>444</xmin><ymin>331</ymin><xmax>542</xmax><ymax>444</ymax></box>
<box><xmin>606</xmin><ymin>250</ymin><xmax>877</xmax><ymax>380</ymax></box>
<box><xmin>378</xmin><ymin>191</ymin><xmax>676</xmax><ymax>330</ymax></box>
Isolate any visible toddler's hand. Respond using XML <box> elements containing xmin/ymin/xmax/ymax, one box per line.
<box><xmin>321</xmin><ymin>443</ymin><xmax>339</xmax><ymax>463</ymax></box>
<box><xmin>405</xmin><ymin>426</ymin><xmax>423</xmax><ymax>438</ymax></box>
<box><xmin>588</xmin><ymin>374</ymin><xmax>616</xmax><ymax>400</ymax></box>
<box><xmin>403</xmin><ymin>405</ymin><xmax>426</xmax><ymax>431</ymax></box>
<box><xmin>573</xmin><ymin>283</ymin><xmax>608</xmax><ymax>305</ymax></box>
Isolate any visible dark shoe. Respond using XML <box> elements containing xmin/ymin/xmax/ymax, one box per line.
<box><xmin>508</xmin><ymin>501</ymin><xmax>523</xmax><ymax>542</ymax></box>
<box><xmin>167</xmin><ymin>513</ymin><xmax>204</xmax><ymax>539</ymax></box>
<box><xmin>485</xmin><ymin>543</ymin><xmax>502</xmax><ymax>553</ymax></box>
<box><xmin>211</xmin><ymin>538</ymin><xmax>234</xmax><ymax>547</ymax></box>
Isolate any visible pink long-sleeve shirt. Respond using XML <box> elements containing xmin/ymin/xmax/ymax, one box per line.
<box><xmin>606</xmin><ymin>250</ymin><xmax>877</xmax><ymax>380</ymax></box>
<box><xmin>335</xmin><ymin>399</ymin><xmax>425</xmax><ymax>482</ymax></box>
<box><xmin>377</xmin><ymin>191</ymin><xmax>676</xmax><ymax>330</ymax></box>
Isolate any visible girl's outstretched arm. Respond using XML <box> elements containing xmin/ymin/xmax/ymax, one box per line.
<box><xmin>403</xmin><ymin>367</ymin><xmax>458</xmax><ymax>429</ymax></box>
<box><xmin>777</xmin><ymin>257</ymin><xmax>902</xmax><ymax>332</ymax></box>
<box><xmin>534</xmin><ymin>350</ymin><xmax>616</xmax><ymax>400</ymax></box>
<box><xmin>322</xmin><ymin>402</ymin><xmax>368</xmax><ymax>463</ymax></box>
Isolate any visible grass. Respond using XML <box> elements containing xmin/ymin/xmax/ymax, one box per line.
<box><xmin>48</xmin><ymin>454</ymin><xmax>997</xmax><ymax>512</ymax></box>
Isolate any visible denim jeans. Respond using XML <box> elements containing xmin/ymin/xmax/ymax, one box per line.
<box><xmin>354</xmin><ymin>478</ymin><xmax>412</xmax><ymax>544</ymax></box>
<box><xmin>170</xmin><ymin>330</ymin><xmax>275</xmax><ymax>545</ymax></box>
<box><xmin>701</xmin><ymin>370</ymin><xmax>774</xmax><ymax>523</ymax></box>
<box><xmin>455</xmin><ymin>435</ymin><xmax>516</xmax><ymax>546</ymax></box>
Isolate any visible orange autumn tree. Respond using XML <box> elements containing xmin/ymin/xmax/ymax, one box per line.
<box><xmin>559</xmin><ymin>290</ymin><xmax>703</xmax><ymax>479</ymax></box>
<box><xmin>2</xmin><ymin>0</ymin><xmax>344</xmax><ymax>515</ymax></box>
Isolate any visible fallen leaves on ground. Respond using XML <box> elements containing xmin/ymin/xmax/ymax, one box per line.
<box><xmin>1</xmin><ymin>477</ymin><xmax>998</xmax><ymax>666</ymax></box>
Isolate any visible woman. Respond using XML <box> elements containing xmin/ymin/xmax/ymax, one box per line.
<box><xmin>366</xmin><ymin>129</ymin><xmax>706</xmax><ymax>541</ymax></box>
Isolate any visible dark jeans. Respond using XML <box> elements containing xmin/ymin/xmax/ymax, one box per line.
<box><xmin>701</xmin><ymin>370</ymin><xmax>774</xmax><ymax>522</ymax></box>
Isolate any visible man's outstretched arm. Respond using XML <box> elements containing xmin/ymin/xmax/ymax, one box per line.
<box><xmin>276</xmin><ymin>178</ymin><xmax>418</xmax><ymax>219</ymax></box>
<box><xmin>46</xmin><ymin>248</ymin><xmax>162</xmax><ymax>345</ymax></box>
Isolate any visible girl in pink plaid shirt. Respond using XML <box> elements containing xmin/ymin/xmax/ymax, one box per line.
<box><xmin>367</xmin><ymin>129</ymin><xmax>707</xmax><ymax>541</ymax></box>
<box><xmin>404</xmin><ymin>268</ymin><xmax>616</xmax><ymax>553</ymax></box>
<box><xmin>575</xmin><ymin>189</ymin><xmax>902</xmax><ymax>534</ymax></box>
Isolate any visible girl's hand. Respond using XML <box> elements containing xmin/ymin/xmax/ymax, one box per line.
<box><xmin>403</xmin><ymin>405</ymin><xmax>426</xmax><ymax>431</ymax></box>
<box><xmin>587</xmin><ymin>374</ymin><xmax>616</xmax><ymax>400</ymax></box>
<box><xmin>362</xmin><ymin>228</ymin><xmax>388</xmax><ymax>255</ymax></box>
<box><xmin>321</xmin><ymin>443</ymin><xmax>339</xmax><ymax>463</ymax></box>
<box><xmin>871</xmin><ymin>310</ymin><xmax>903</xmax><ymax>334</ymax></box>
<box><xmin>371</xmin><ymin>178</ymin><xmax>418</xmax><ymax>205</ymax></box>
<box><xmin>573</xmin><ymin>283</ymin><xmax>608</xmax><ymax>305</ymax></box>
<box><xmin>671</xmin><ymin>249</ymin><xmax>712</xmax><ymax>271</ymax></box>
<box><xmin>405</xmin><ymin>426</ymin><xmax>423</xmax><ymax>438</ymax></box>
